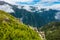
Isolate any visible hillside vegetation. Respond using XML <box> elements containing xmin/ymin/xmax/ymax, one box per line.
<box><xmin>39</xmin><ymin>22</ymin><xmax>60</xmax><ymax>40</ymax></box>
<box><xmin>0</xmin><ymin>10</ymin><xmax>42</xmax><ymax>40</ymax></box>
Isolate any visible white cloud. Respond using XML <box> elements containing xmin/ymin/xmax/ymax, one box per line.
<box><xmin>2</xmin><ymin>0</ymin><xmax>33</xmax><ymax>5</ymax></box>
<box><xmin>49</xmin><ymin>4</ymin><xmax>60</xmax><ymax>10</ymax></box>
<box><xmin>41</xmin><ymin>0</ymin><xmax>60</xmax><ymax>2</ymax></box>
<box><xmin>0</xmin><ymin>0</ymin><xmax>60</xmax><ymax>12</ymax></box>
<box><xmin>17</xmin><ymin>4</ymin><xmax>60</xmax><ymax>12</ymax></box>
<box><xmin>23</xmin><ymin>5</ymin><xmax>31</xmax><ymax>11</ymax></box>
<box><xmin>9</xmin><ymin>0</ymin><xmax>33</xmax><ymax>2</ymax></box>
<box><xmin>19</xmin><ymin>5</ymin><xmax>37</xmax><ymax>12</ymax></box>
<box><xmin>0</xmin><ymin>4</ymin><xmax>14</xmax><ymax>13</ymax></box>
<box><xmin>18</xmin><ymin>0</ymin><xmax>33</xmax><ymax>2</ymax></box>
<box><xmin>0</xmin><ymin>0</ymin><xmax>60</xmax><ymax>5</ymax></box>
<box><xmin>35</xmin><ymin>4</ymin><xmax>60</xmax><ymax>10</ymax></box>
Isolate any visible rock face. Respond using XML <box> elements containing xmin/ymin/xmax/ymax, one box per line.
<box><xmin>0</xmin><ymin>10</ymin><xmax>42</xmax><ymax>40</ymax></box>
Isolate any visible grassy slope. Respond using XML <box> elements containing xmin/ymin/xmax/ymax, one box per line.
<box><xmin>0</xmin><ymin>10</ymin><xmax>42</xmax><ymax>40</ymax></box>
<box><xmin>39</xmin><ymin>22</ymin><xmax>60</xmax><ymax>40</ymax></box>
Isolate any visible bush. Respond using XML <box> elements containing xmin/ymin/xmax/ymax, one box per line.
<box><xmin>0</xmin><ymin>10</ymin><xmax>42</xmax><ymax>40</ymax></box>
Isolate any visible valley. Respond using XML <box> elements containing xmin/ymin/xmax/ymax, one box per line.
<box><xmin>0</xmin><ymin>1</ymin><xmax>60</xmax><ymax>40</ymax></box>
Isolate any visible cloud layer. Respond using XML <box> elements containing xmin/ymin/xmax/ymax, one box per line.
<box><xmin>0</xmin><ymin>0</ymin><xmax>60</xmax><ymax>10</ymax></box>
<box><xmin>0</xmin><ymin>4</ymin><xmax>14</xmax><ymax>13</ymax></box>
<box><xmin>0</xmin><ymin>0</ymin><xmax>59</xmax><ymax>10</ymax></box>
<box><xmin>0</xmin><ymin>0</ymin><xmax>60</xmax><ymax>5</ymax></box>
<box><xmin>2</xmin><ymin>0</ymin><xmax>34</xmax><ymax>5</ymax></box>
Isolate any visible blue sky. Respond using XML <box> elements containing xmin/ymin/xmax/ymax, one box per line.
<box><xmin>16</xmin><ymin>0</ymin><xmax>60</xmax><ymax>6</ymax></box>
<box><xmin>16</xmin><ymin>0</ymin><xmax>40</xmax><ymax>5</ymax></box>
<box><xmin>0</xmin><ymin>0</ymin><xmax>60</xmax><ymax>10</ymax></box>
<box><xmin>2</xmin><ymin>0</ymin><xmax>60</xmax><ymax>5</ymax></box>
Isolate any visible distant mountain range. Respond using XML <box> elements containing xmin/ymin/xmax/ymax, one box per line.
<box><xmin>0</xmin><ymin>1</ymin><xmax>60</xmax><ymax>27</ymax></box>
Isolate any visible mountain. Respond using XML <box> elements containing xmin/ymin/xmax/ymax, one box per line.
<box><xmin>10</xmin><ymin>8</ymin><xmax>59</xmax><ymax>27</ymax></box>
<box><xmin>39</xmin><ymin>22</ymin><xmax>60</xmax><ymax>40</ymax></box>
<box><xmin>0</xmin><ymin>10</ymin><xmax>42</xmax><ymax>40</ymax></box>
<box><xmin>0</xmin><ymin>1</ymin><xmax>60</xmax><ymax>27</ymax></box>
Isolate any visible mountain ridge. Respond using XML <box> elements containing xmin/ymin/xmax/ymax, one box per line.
<box><xmin>0</xmin><ymin>10</ymin><xmax>42</xmax><ymax>40</ymax></box>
